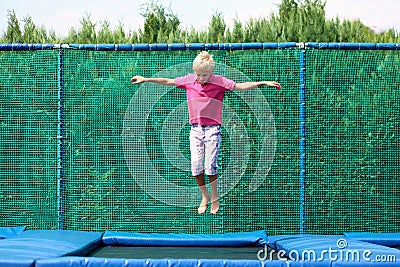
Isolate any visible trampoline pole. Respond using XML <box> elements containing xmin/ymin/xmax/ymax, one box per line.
<box><xmin>299</xmin><ymin>44</ymin><xmax>306</xmax><ymax>234</ymax></box>
<box><xmin>57</xmin><ymin>48</ymin><xmax>66</xmax><ymax>230</ymax></box>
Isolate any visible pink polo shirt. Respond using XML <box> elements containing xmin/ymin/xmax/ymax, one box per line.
<box><xmin>174</xmin><ymin>74</ymin><xmax>236</xmax><ymax>125</ymax></box>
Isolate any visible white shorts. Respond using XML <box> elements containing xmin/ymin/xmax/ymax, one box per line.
<box><xmin>189</xmin><ymin>124</ymin><xmax>222</xmax><ymax>176</ymax></box>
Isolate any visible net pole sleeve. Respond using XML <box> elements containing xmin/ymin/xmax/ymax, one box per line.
<box><xmin>57</xmin><ymin>49</ymin><xmax>65</xmax><ymax>230</ymax></box>
<box><xmin>299</xmin><ymin>46</ymin><xmax>306</xmax><ymax>234</ymax></box>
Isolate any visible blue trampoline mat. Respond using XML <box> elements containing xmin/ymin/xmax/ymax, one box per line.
<box><xmin>89</xmin><ymin>245</ymin><xmax>267</xmax><ymax>260</ymax></box>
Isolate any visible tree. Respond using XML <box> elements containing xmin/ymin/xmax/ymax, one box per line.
<box><xmin>183</xmin><ymin>27</ymin><xmax>201</xmax><ymax>43</ymax></box>
<box><xmin>277</xmin><ymin>0</ymin><xmax>327</xmax><ymax>41</ymax></box>
<box><xmin>113</xmin><ymin>22</ymin><xmax>128</xmax><ymax>43</ymax></box>
<box><xmin>208</xmin><ymin>11</ymin><xmax>226</xmax><ymax>43</ymax></box>
<box><xmin>22</xmin><ymin>15</ymin><xmax>37</xmax><ymax>43</ymax></box>
<box><xmin>64</xmin><ymin>28</ymin><xmax>79</xmax><ymax>44</ymax></box>
<box><xmin>376</xmin><ymin>28</ymin><xmax>399</xmax><ymax>43</ymax></box>
<box><xmin>298</xmin><ymin>0</ymin><xmax>326</xmax><ymax>42</ymax></box>
<box><xmin>77</xmin><ymin>14</ymin><xmax>97</xmax><ymax>43</ymax></box>
<box><xmin>1</xmin><ymin>2</ymin><xmax>399</xmax><ymax>44</ymax></box>
<box><xmin>140</xmin><ymin>1</ymin><xmax>180</xmax><ymax>43</ymax></box>
<box><xmin>244</xmin><ymin>17</ymin><xmax>275</xmax><ymax>42</ymax></box>
<box><xmin>231</xmin><ymin>18</ymin><xmax>244</xmax><ymax>43</ymax></box>
<box><xmin>98</xmin><ymin>20</ymin><xmax>113</xmax><ymax>43</ymax></box>
<box><xmin>278</xmin><ymin>0</ymin><xmax>300</xmax><ymax>41</ymax></box>
<box><xmin>4</xmin><ymin>10</ymin><xmax>23</xmax><ymax>43</ymax></box>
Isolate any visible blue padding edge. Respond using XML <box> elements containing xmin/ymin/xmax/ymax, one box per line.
<box><xmin>102</xmin><ymin>230</ymin><xmax>267</xmax><ymax>247</ymax></box>
<box><xmin>62</xmin><ymin>42</ymin><xmax>298</xmax><ymax>51</ymax></box>
<box><xmin>306</xmin><ymin>42</ymin><xmax>400</xmax><ymax>50</ymax></box>
<box><xmin>289</xmin><ymin>261</ymin><xmax>331</xmax><ymax>267</ymax></box>
<box><xmin>0</xmin><ymin>230</ymin><xmax>102</xmax><ymax>264</ymax></box>
<box><xmin>0</xmin><ymin>226</ymin><xmax>26</xmax><ymax>239</ymax></box>
<box><xmin>36</xmin><ymin>257</ymin><xmax>287</xmax><ymax>267</ymax></box>
<box><xmin>267</xmin><ymin>234</ymin><xmax>318</xmax><ymax>250</ymax></box>
<box><xmin>344</xmin><ymin>232</ymin><xmax>400</xmax><ymax>247</ymax></box>
<box><xmin>1</xmin><ymin>42</ymin><xmax>399</xmax><ymax>51</ymax></box>
<box><xmin>0</xmin><ymin>43</ymin><xmax>55</xmax><ymax>50</ymax></box>
<box><xmin>0</xmin><ymin>259</ymin><xmax>35</xmax><ymax>267</ymax></box>
<box><xmin>272</xmin><ymin>235</ymin><xmax>400</xmax><ymax>263</ymax></box>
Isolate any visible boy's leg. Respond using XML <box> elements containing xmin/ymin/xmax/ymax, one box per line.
<box><xmin>190</xmin><ymin>126</ymin><xmax>209</xmax><ymax>214</ymax></box>
<box><xmin>208</xmin><ymin>174</ymin><xmax>219</xmax><ymax>214</ymax></box>
<box><xmin>195</xmin><ymin>173</ymin><xmax>210</xmax><ymax>214</ymax></box>
<box><xmin>204</xmin><ymin>125</ymin><xmax>222</xmax><ymax>214</ymax></box>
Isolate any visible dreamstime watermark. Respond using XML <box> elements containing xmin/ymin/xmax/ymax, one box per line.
<box><xmin>123</xmin><ymin>62</ymin><xmax>276</xmax><ymax>207</ymax></box>
<box><xmin>257</xmin><ymin>238</ymin><xmax>397</xmax><ymax>263</ymax></box>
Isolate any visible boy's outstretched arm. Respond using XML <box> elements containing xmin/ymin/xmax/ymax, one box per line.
<box><xmin>234</xmin><ymin>81</ymin><xmax>281</xmax><ymax>91</ymax></box>
<box><xmin>131</xmin><ymin>75</ymin><xmax>175</xmax><ymax>86</ymax></box>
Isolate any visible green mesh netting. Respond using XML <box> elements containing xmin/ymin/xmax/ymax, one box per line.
<box><xmin>61</xmin><ymin>49</ymin><xmax>298</xmax><ymax>233</ymax></box>
<box><xmin>305</xmin><ymin>49</ymin><xmax>400</xmax><ymax>234</ymax></box>
<box><xmin>0</xmin><ymin>50</ymin><xmax>59</xmax><ymax>229</ymax></box>
<box><xmin>0</xmin><ymin>47</ymin><xmax>398</xmax><ymax>235</ymax></box>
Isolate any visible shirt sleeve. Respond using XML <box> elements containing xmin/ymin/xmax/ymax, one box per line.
<box><xmin>224</xmin><ymin>77</ymin><xmax>236</xmax><ymax>91</ymax></box>
<box><xmin>211</xmin><ymin>75</ymin><xmax>236</xmax><ymax>91</ymax></box>
<box><xmin>174</xmin><ymin>74</ymin><xmax>194</xmax><ymax>89</ymax></box>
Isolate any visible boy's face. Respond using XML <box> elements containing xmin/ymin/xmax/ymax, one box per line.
<box><xmin>194</xmin><ymin>68</ymin><xmax>213</xmax><ymax>84</ymax></box>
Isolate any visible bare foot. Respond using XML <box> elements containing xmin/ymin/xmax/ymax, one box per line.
<box><xmin>210</xmin><ymin>198</ymin><xmax>220</xmax><ymax>214</ymax></box>
<box><xmin>198</xmin><ymin>197</ymin><xmax>209</xmax><ymax>214</ymax></box>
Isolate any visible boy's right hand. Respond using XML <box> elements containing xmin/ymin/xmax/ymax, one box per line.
<box><xmin>131</xmin><ymin>76</ymin><xmax>146</xmax><ymax>84</ymax></box>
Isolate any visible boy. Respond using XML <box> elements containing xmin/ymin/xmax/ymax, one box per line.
<box><xmin>131</xmin><ymin>51</ymin><xmax>280</xmax><ymax>214</ymax></box>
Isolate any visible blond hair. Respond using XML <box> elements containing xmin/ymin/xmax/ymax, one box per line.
<box><xmin>192</xmin><ymin>51</ymin><xmax>215</xmax><ymax>71</ymax></box>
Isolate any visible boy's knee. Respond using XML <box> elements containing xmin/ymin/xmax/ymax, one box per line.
<box><xmin>192</xmin><ymin>170</ymin><xmax>204</xmax><ymax>176</ymax></box>
<box><xmin>205</xmin><ymin>165</ymin><xmax>218</xmax><ymax>176</ymax></box>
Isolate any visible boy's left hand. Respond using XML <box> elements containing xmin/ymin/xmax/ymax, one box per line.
<box><xmin>267</xmin><ymin>81</ymin><xmax>281</xmax><ymax>90</ymax></box>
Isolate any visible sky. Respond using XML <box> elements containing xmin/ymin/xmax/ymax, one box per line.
<box><xmin>0</xmin><ymin>0</ymin><xmax>399</xmax><ymax>37</ymax></box>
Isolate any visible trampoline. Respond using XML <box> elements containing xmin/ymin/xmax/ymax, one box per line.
<box><xmin>0</xmin><ymin>228</ymin><xmax>400</xmax><ymax>266</ymax></box>
<box><xmin>0</xmin><ymin>43</ymin><xmax>399</xmax><ymax>266</ymax></box>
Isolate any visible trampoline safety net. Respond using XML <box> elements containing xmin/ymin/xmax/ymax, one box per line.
<box><xmin>0</xmin><ymin>45</ymin><xmax>399</xmax><ymax>235</ymax></box>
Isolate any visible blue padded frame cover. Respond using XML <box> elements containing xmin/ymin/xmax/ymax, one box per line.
<box><xmin>0</xmin><ymin>226</ymin><xmax>26</xmax><ymax>239</ymax></box>
<box><xmin>0</xmin><ymin>230</ymin><xmax>102</xmax><ymax>267</ymax></box>
<box><xmin>267</xmin><ymin>234</ymin><xmax>319</xmax><ymax>250</ymax></box>
<box><xmin>271</xmin><ymin>234</ymin><xmax>400</xmax><ymax>265</ymax></box>
<box><xmin>102</xmin><ymin>230</ymin><xmax>267</xmax><ymax>247</ymax></box>
<box><xmin>36</xmin><ymin>257</ymin><xmax>288</xmax><ymax>267</ymax></box>
<box><xmin>344</xmin><ymin>232</ymin><xmax>400</xmax><ymax>247</ymax></box>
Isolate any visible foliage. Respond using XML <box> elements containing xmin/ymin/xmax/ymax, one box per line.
<box><xmin>1</xmin><ymin>0</ymin><xmax>399</xmax><ymax>43</ymax></box>
<box><xmin>140</xmin><ymin>1</ymin><xmax>180</xmax><ymax>43</ymax></box>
